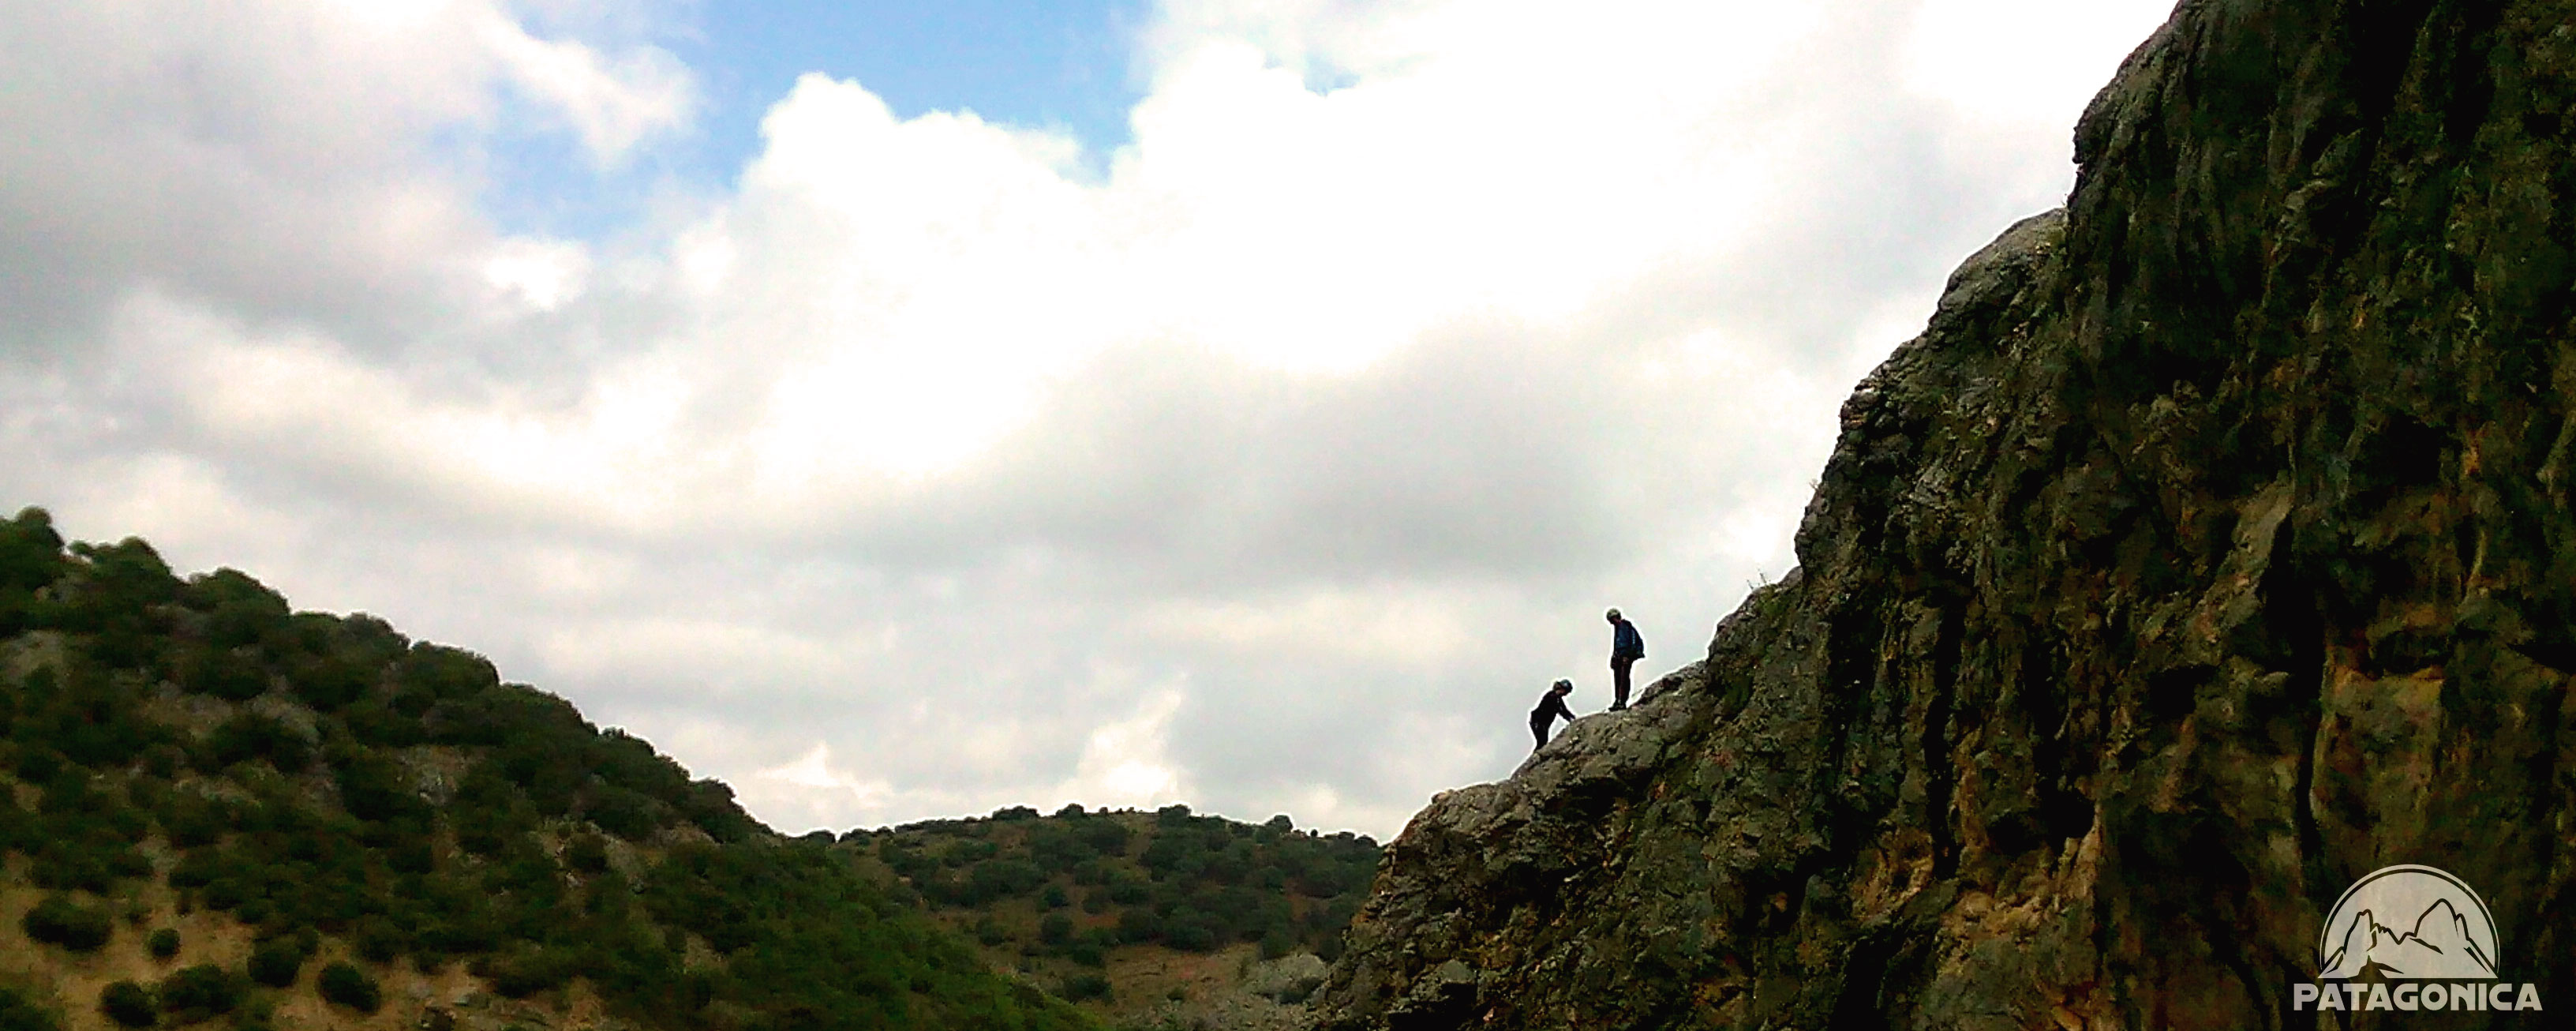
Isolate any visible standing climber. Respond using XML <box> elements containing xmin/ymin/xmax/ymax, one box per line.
<box><xmin>1530</xmin><ymin>679</ymin><xmax>1577</xmax><ymax>749</ymax></box>
<box><xmin>1607</xmin><ymin>608</ymin><xmax>1645</xmax><ymax>710</ymax></box>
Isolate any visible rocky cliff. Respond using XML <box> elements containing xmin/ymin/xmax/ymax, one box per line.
<box><xmin>1312</xmin><ymin>0</ymin><xmax>2576</xmax><ymax>1027</ymax></box>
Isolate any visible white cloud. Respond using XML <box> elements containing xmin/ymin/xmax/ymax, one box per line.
<box><xmin>0</xmin><ymin>0</ymin><xmax>2180</xmax><ymax>838</ymax></box>
<box><xmin>1904</xmin><ymin>0</ymin><xmax>2175</xmax><ymax>123</ymax></box>
<box><xmin>761</xmin><ymin>742</ymin><xmax>894</xmax><ymax>800</ymax></box>
<box><xmin>483</xmin><ymin>238</ymin><xmax>594</xmax><ymax>311</ymax></box>
<box><xmin>470</xmin><ymin>3</ymin><xmax>692</xmax><ymax>164</ymax></box>
<box><xmin>1061</xmin><ymin>688</ymin><xmax>1192</xmax><ymax>809</ymax></box>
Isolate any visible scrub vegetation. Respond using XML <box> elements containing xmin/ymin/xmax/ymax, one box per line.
<box><xmin>0</xmin><ymin>505</ymin><xmax>1099</xmax><ymax>1031</ymax></box>
<box><xmin>847</xmin><ymin>803</ymin><xmax>1380</xmax><ymax>1010</ymax></box>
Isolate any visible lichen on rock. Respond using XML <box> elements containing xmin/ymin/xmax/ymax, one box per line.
<box><xmin>1313</xmin><ymin>1</ymin><xmax>2576</xmax><ymax>1027</ymax></box>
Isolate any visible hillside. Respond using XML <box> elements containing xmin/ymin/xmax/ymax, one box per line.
<box><xmin>1315</xmin><ymin>0</ymin><xmax>2576</xmax><ymax>1027</ymax></box>
<box><xmin>839</xmin><ymin>804</ymin><xmax>1378</xmax><ymax>1025</ymax></box>
<box><xmin>0</xmin><ymin>508</ymin><xmax>1094</xmax><ymax>1031</ymax></box>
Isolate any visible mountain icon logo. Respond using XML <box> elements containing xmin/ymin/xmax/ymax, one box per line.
<box><xmin>2317</xmin><ymin>864</ymin><xmax>2499</xmax><ymax>980</ymax></box>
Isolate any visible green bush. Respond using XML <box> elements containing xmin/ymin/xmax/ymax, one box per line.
<box><xmin>158</xmin><ymin>792</ymin><xmax>230</xmax><ymax>849</ymax></box>
<box><xmin>27</xmin><ymin>832</ymin><xmax>150</xmax><ymax>894</ymax></box>
<box><xmin>564</xmin><ymin>832</ymin><xmax>610</xmax><ymax>874</ymax></box>
<box><xmin>161</xmin><ymin>849</ymin><xmax>223</xmax><ymax>894</ymax></box>
<box><xmin>202</xmin><ymin>713</ymin><xmax>311</xmax><ymax>772</ymax></box>
<box><xmin>1265</xmin><ymin>927</ymin><xmax>1305</xmax><ymax>960</ymax></box>
<box><xmin>0</xmin><ymin>985</ymin><xmax>59</xmax><ymax>1031</ymax></box>
<box><xmin>12</xmin><ymin>748</ymin><xmax>61</xmax><ymax>785</ymax></box>
<box><xmin>1059</xmin><ymin>973</ymin><xmax>1110</xmax><ymax>1003</ymax></box>
<box><xmin>1163</xmin><ymin>915</ymin><xmax>1217</xmax><ymax>952</ymax></box>
<box><xmin>98</xmin><ymin>982</ymin><xmax>153</xmax><ymax>1028</ymax></box>
<box><xmin>155</xmin><ymin>965</ymin><xmax>241</xmax><ymax>1021</ymax></box>
<box><xmin>286</xmin><ymin>657</ymin><xmax>369</xmax><ymax>710</ymax></box>
<box><xmin>476</xmin><ymin>949</ymin><xmax>569</xmax><ymax>998</ymax></box>
<box><xmin>352</xmin><ymin>920</ymin><xmax>406</xmax><ymax>963</ymax></box>
<box><xmin>148</xmin><ymin>928</ymin><xmax>179</xmax><ymax>959</ymax></box>
<box><xmin>968</xmin><ymin>859</ymin><xmax>1045</xmax><ymax>902</ymax></box>
<box><xmin>316</xmin><ymin>962</ymin><xmax>380</xmax><ymax>1014</ymax></box>
<box><xmin>22</xmin><ymin>894</ymin><xmax>111</xmax><ymax>952</ymax></box>
<box><xmin>178</xmin><ymin>649</ymin><xmax>267</xmax><ymax>702</ymax></box>
<box><xmin>247</xmin><ymin>936</ymin><xmax>307</xmax><ymax>987</ymax></box>
<box><xmin>331</xmin><ymin>752</ymin><xmax>419</xmax><ymax>823</ymax></box>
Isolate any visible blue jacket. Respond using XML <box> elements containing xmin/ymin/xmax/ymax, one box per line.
<box><xmin>1612</xmin><ymin>620</ymin><xmax>1644</xmax><ymax>661</ymax></box>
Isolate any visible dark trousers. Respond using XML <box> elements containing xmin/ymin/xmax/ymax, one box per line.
<box><xmin>1531</xmin><ymin>717</ymin><xmax>1552</xmax><ymax>749</ymax></box>
<box><xmin>1612</xmin><ymin>658</ymin><xmax>1636</xmax><ymax>707</ymax></box>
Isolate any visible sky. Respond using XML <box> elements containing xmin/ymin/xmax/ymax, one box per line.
<box><xmin>0</xmin><ymin>0</ymin><xmax>2177</xmax><ymax>840</ymax></box>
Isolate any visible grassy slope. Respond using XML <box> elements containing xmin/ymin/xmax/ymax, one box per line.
<box><xmin>839</xmin><ymin>806</ymin><xmax>1380</xmax><ymax>1025</ymax></box>
<box><xmin>0</xmin><ymin>507</ymin><xmax>1093</xmax><ymax>1031</ymax></box>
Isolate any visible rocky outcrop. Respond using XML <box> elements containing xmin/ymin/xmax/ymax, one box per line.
<box><xmin>1314</xmin><ymin>1</ymin><xmax>2576</xmax><ymax>1027</ymax></box>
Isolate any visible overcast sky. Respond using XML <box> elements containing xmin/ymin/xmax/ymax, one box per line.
<box><xmin>0</xmin><ymin>0</ymin><xmax>2174</xmax><ymax>839</ymax></box>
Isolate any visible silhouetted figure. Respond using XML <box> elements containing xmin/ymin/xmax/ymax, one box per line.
<box><xmin>1530</xmin><ymin>679</ymin><xmax>1575</xmax><ymax>749</ymax></box>
<box><xmin>1608</xmin><ymin>608</ymin><xmax>1645</xmax><ymax>710</ymax></box>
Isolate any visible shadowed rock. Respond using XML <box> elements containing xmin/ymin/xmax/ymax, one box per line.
<box><xmin>1314</xmin><ymin>0</ymin><xmax>2576</xmax><ymax>1026</ymax></box>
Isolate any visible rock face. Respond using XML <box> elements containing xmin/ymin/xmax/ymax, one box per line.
<box><xmin>1312</xmin><ymin>1</ymin><xmax>2576</xmax><ymax>1027</ymax></box>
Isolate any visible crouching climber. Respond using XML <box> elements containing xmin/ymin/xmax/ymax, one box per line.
<box><xmin>1530</xmin><ymin>679</ymin><xmax>1576</xmax><ymax>749</ymax></box>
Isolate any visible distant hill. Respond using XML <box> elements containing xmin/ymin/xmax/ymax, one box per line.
<box><xmin>0</xmin><ymin>507</ymin><xmax>1095</xmax><ymax>1031</ymax></box>
<box><xmin>838</xmin><ymin>804</ymin><xmax>1380</xmax><ymax>1023</ymax></box>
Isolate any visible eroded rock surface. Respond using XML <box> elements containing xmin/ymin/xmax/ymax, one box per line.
<box><xmin>1315</xmin><ymin>1</ymin><xmax>2576</xmax><ymax>1027</ymax></box>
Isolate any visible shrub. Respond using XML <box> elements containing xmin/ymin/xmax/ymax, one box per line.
<box><xmin>1058</xmin><ymin>974</ymin><xmax>1110</xmax><ymax>1003</ymax></box>
<box><xmin>159</xmin><ymin>793</ymin><xmax>230</xmax><ymax>849</ymax></box>
<box><xmin>247</xmin><ymin>936</ymin><xmax>307</xmax><ymax>987</ymax></box>
<box><xmin>98</xmin><ymin>982</ymin><xmax>153</xmax><ymax>1028</ymax></box>
<box><xmin>287</xmin><ymin>658</ymin><xmax>369</xmax><ymax>711</ymax></box>
<box><xmin>352</xmin><ymin>920</ymin><xmax>405</xmax><ymax>963</ymax></box>
<box><xmin>1079</xmin><ymin>820</ymin><xmax>1131</xmax><ymax>855</ymax></box>
<box><xmin>202</xmin><ymin>714</ymin><xmax>311</xmax><ymax>772</ymax></box>
<box><xmin>22</xmin><ymin>894</ymin><xmax>111</xmax><ymax>952</ymax></box>
<box><xmin>0</xmin><ymin>985</ymin><xmax>60</xmax><ymax>1031</ymax></box>
<box><xmin>583</xmin><ymin>788</ymin><xmax>660</xmax><ymax>841</ymax></box>
<box><xmin>155</xmin><ymin>965</ymin><xmax>241</xmax><ymax>1020</ymax></box>
<box><xmin>477</xmin><ymin>950</ymin><xmax>569</xmax><ymax>999</ymax></box>
<box><xmin>1163</xmin><ymin>917</ymin><xmax>1217</xmax><ymax>952</ymax></box>
<box><xmin>968</xmin><ymin>860</ymin><xmax>1044</xmax><ymax>902</ymax></box>
<box><xmin>331</xmin><ymin>752</ymin><xmax>419</xmax><ymax>823</ymax></box>
<box><xmin>564</xmin><ymin>832</ymin><xmax>610</xmax><ymax>874</ymax></box>
<box><xmin>179</xmin><ymin>649</ymin><xmax>267</xmax><ymax>702</ymax></box>
<box><xmin>148</xmin><ymin>928</ymin><xmax>180</xmax><ymax>959</ymax></box>
<box><xmin>316</xmin><ymin>962</ymin><xmax>380</xmax><ymax>1014</ymax></box>
<box><xmin>10</xmin><ymin>748</ymin><xmax>60</xmax><ymax>786</ymax></box>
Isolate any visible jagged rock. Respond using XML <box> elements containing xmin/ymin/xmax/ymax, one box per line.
<box><xmin>1243</xmin><ymin>953</ymin><xmax>1331</xmax><ymax>1003</ymax></box>
<box><xmin>1315</xmin><ymin>1</ymin><xmax>2576</xmax><ymax>1027</ymax></box>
